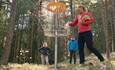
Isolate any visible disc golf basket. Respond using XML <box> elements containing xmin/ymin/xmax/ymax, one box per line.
<box><xmin>42</xmin><ymin>1</ymin><xmax>67</xmax><ymax>70</ymax></box>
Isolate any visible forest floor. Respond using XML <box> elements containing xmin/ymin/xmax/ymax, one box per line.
<box><xmin>0</xmin><ymin>52</ymin><xmax>115</xmax><ymax>70</ymax></box>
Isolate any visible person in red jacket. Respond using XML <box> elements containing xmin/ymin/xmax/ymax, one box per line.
<box><xmin>65</xmin><ymin>5</ymin><xmax>104</xmax><ymax>64</ymax></box>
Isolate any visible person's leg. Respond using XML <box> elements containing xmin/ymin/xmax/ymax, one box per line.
<box><xmin>78</xmin><ymin>34</ymin><xmax>85</xmax><ymax>64</ymax></box>
<box><xmin>84</xmin><ymin>31</ymin><xmax>104</xmax><ymax>61</ymax></box>
<box><xmin>41</xmin><ymin>54</ymin><xmax>45</xmax><ymax>64</ymax></box>
<box><xmin>70</xmin><ymin>51</ymin><xmax>73</xmax><ymax>64</ymax></box>
<box><xmin>73</xmin><ymin>52</ymin><xmax>76</xmax><ymax>64</ymax></box>
<box><xmin>45</xmin><ymin>55</ymin><xmax>49</xmax><ymax>64</ymax></box>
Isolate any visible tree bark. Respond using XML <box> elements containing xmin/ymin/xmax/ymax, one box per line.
<box><xmin>13</xmin><ymin>29</ymin><xmax>21</xmax><ymax>62</ymax></box>
<box><xmin>112</xmin><ymin>0</ymin><xmax>115</xmax><ymax>52</ymax></box>
<box><xmin>101</xmin><ymin>0</ymin><xmax>110</xmax><ymax>59</ymax></box>
<box><xmin>0</xmin><ymin>0</ymin><xmax>16</xmax><ymax>65</ymax></box>
<box><xmin>0</xmin><ymin>0</ymin><xmax>2</xmax><ymax>11</ymax></box>
<box><xmin>112</xmin><ymin>0</ymin><xmax>115</xmax><ymax>31</ymax></box>
<box><xmin>70</xmin><ymin>0</ymin><xmax>73</xmax><ymax>19</ymax></box>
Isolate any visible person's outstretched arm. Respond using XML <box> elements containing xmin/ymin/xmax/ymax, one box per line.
<box><xmin>64</xmin><ymin>16</ymin><xmax>78</xmax><ymax>29</ymax></box>
<box><xmin>69</xmin><ymin>16</ymin><xmax>78</xmax><ymax>27</ymax></box>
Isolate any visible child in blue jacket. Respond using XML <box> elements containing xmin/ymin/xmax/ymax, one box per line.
<box><xmin>68</xmin><ymin>35</ymin><xmax>78</xmax><ymax>64</ymax></box>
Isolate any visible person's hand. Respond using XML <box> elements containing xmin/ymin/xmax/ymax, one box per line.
<box><xmin>64</xmin><ymin>24</ymin><xmax>68</xmax><ymax>29</ymax></box>
<box><xmin>64</xmin><ymin>22</ymin><xmax>70</xmax><ymax>29</ymax></box>
<box><xmin>64</xmin><ymin>26</ymin><xmax>67</xmax><ymax>30</ymax></box>
<box><xmin>82</xmin><ymin>20</ymin><xmax>87</xmax><ymax>25</ymax></box>
<box><xmin>81</xmin><ymin>15</ymin><xmax>90</xmax><ymax>25</ymax></box>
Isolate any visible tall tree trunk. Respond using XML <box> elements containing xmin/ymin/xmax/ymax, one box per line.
<box><xmin>101</xmin><ymin>0</ymin><xmax>110</xmax><ymax>60</ymax></box>
<box><xmin>36</xmin><ymin>0</ymin><xmax>44</xmax><ymax>64</ymax></box>
<box><xmin>0</xmin><ymin>0</ymin><xmax>16</xmax><ymax>65</ymax></box>
<box><xmin>13</xmin><ymin>29</ymin><xmax>21</xmax><ymax>62</ymax></box>
<box><xmin>70</xmin><ymin>0</ymin><xmax>73</xmax><ymax>19</ymax></box>
<box><xmin>112</xmin><ymin>0</ymin><xmax>115</xmax><ymax>31</ymax></box>
<box><xmin>112</xmin><ymin>0</ymin><xmax>115</xmax><ymax>52</ymax></box>
<box><xmin>28</xmin><ymin>21</ymin><xmax>34</xmax><ymax>63</ymax></box>
<box><xmin>0</xmin><ymin>0</ymin><xmax>2</xmax><ymax>11</ymax></box>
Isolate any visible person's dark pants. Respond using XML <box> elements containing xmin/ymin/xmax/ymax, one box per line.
<box><xmin>70</xmin><ymin>50</ymin><xmax>76</xmax><ymax>64</ymax></box>
<box><xmin>78</xmin><ymin>31</ymin><xmax>104</xmax><ymax>64</ymax></box>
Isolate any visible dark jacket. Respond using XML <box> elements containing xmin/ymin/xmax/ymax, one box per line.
<box><xmin>39</xmin><ymin>47</ymin><xmax>50</xmax><ymax>55</ymax></box>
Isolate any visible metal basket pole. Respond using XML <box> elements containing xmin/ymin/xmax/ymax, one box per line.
<box><xmin>54</xmin><ymin>12</ymin><xmax>58</xmax><ymax>70</ymax></box>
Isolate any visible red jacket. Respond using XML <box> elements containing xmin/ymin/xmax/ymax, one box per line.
<box><xmin>69</xmin><ymin>12</ymin><xmax>94</xmax><ymax>33</ymax></box>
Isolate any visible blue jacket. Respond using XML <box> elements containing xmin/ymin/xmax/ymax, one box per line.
<box><xmin>68</xmin><ymin>39</ymin><xmax>78</xmax><ymax>52</ymax></box>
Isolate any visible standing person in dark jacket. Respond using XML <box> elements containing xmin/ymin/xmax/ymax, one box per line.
<box><xmin>65</xmin><ymin>5</ymin><xmax>104</xmax><ymax>64</ymax></box>
<box><xmin>68</xmin><ymin>35</ymin><xmax>78</xmax><ymax>64</ymax></box>
<box><xmin>39</xmin><ymin>42</ymin><xmax>50</xmax><ymax>65</ymax></box>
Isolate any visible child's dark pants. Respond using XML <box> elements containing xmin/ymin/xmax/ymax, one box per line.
<box><xmin>70</xmin><ymin>50</ymin><xmax>76</xmax><ymax>64</ymax></box>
